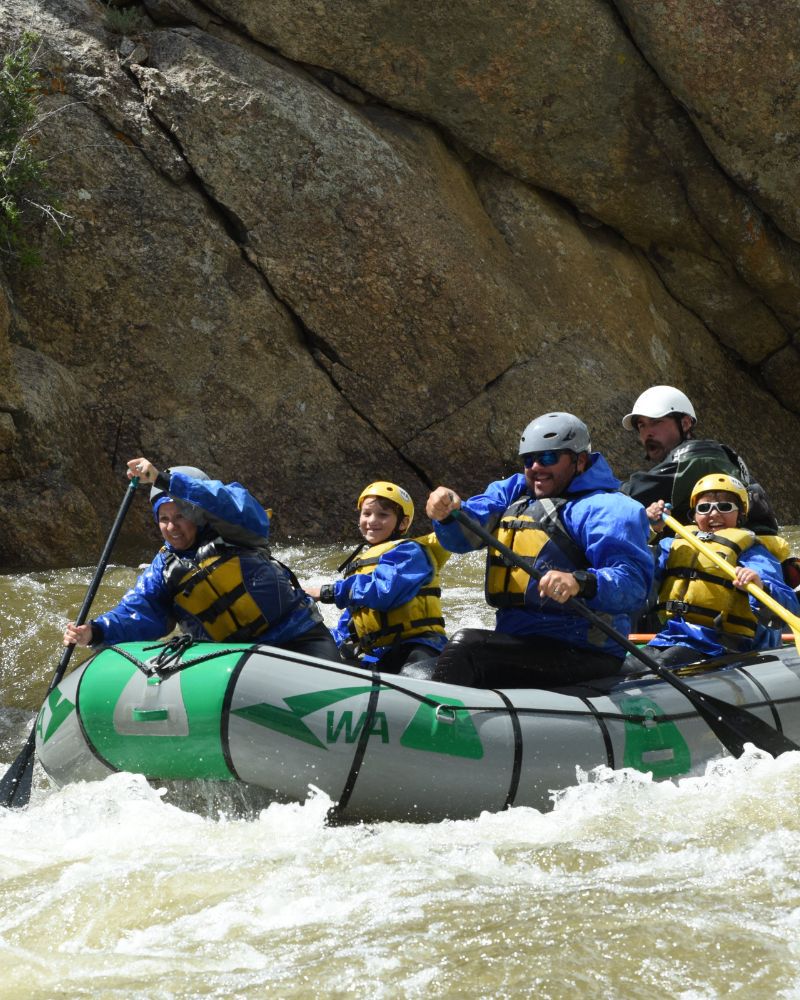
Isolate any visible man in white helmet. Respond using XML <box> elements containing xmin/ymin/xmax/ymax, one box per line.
<box><xmin>619</xmin><ymin>385</ymin><xmax>765</xmax><ymax>527</ymax></box>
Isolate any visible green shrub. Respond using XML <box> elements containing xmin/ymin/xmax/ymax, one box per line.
<box><xmin>103</xmin><ymin>4</ymin><xmax>143</xmax><ymax>35</ymax></box>
<box><xmin>0</xmin><ymin>31</ymin><xmax>68</xmax><ymax>267</ymax></box>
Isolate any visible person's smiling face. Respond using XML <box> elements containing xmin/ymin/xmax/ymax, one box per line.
<box><xmin>359</xmin><ymin>496</ymin><xmax>407</xmax><ymax>545</ymax></box>
<box><xmin>693</xmin><ymin>491</ymin><xmax>742</xmax><ymax>532</ymax></box>
<box><xmin>157</xmin><ymin>501</ymin><xmax>198</xmax><ymax>550</ymax></box>
<box><xmin>524</xmin><ymin>450</ymin><xmax>585</xmax><ymax>499</ymax></box>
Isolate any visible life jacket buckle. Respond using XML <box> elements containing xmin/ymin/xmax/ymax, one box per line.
<box><xmin>667</xmin><ymin>600</ymin><xmax>690</xmax><ymax>615</ymax></box>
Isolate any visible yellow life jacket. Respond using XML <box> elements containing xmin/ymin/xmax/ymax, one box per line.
<box><xmin>162</xmin><ymin>539</ymin><xmax>273</xmax><ymax>642</ymax></box>
<box><xmin>757</xmin><ymin>533</ymin><xmax>791</xmax><ymax>563</ymax></box>
<box><xmin>656</xmin><ymin>526</ymin><xmax>759</xmax><ymax>638</ymax></box>
<box><xmin>486</xmin><ymin>496</ymin><xmax>588</xmax><ymax>609</ymax></box>
<box><xmin>345</xmin><ymin>533</ymin><xmax>450</xmax><ymax>653</ymax></box>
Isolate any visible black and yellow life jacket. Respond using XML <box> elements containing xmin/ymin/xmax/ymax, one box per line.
<box><xmin>345</xmin><ymin>533</ymin><xmax>450</xmax><ymax>653</ymax></box>
<box><xmin>656</xmin><ymin>526</ymin><xmax>760</xmax><ymax>638</ymax></box>
<box><xmin>485</xmin><ymin>496</ymin><xmax>589</xmax><ymax>609</ymax></box>
<box><xmin>162</xmin><ymin>537</ymin><xmax>290</xmax><ymax>643</ymax></box>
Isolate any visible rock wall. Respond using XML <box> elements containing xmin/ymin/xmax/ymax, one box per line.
<box><xmin>1</xmin><ymin>0</ymin><xmax>799</xmax><ymax>567</ymax></box>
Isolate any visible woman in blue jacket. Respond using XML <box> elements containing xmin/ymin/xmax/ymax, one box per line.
<box><xmin>64</xmin><ymin>457</ymin><xmax>340</xmax><ymax>661</ymax></box>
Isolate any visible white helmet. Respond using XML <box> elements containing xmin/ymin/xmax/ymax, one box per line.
<box><xmin>622</xmin><ymin>386</ymin><xmax>696</xmax><ymax>431</ymax></box>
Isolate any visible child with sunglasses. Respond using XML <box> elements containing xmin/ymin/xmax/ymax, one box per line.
<box><xmin>644</xmin><ymin>473</ymin><xmax>799</xmax><ymax>666</ymax></box>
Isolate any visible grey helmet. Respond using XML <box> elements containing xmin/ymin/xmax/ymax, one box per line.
<box><xmin>150</xmin><ymin>465</ymin><xmax>210</xmax><ymax>524</ymax></box>
<box><xmin>518</xmin><ymin>412</ymin><xmax>591</xmax><ymax>455</ymax></box>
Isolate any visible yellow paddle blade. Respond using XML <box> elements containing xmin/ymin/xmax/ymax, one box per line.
<box><xmin>663</xmin><ymin>512</ymin><xmax>800</xmax><ymax>654</ymax></box>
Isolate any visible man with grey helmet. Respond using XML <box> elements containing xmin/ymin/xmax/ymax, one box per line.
<box><xmin>64</xmin><ymin>457</ymin><xmax>340</xmax><ymax>660</ymax></box>
<box><xmin>418</xmin><ymin>412</ymin><xmax>653</xmax><ymax>688</ymax></box>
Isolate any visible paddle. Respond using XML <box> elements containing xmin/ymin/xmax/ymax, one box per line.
<box><xmin>662</xmin><ymin>511</ymin><xmax>800</xmax><ymax>655</ymax></box>
<box><xmin>447</xmin><ymin>507</ymin><xmax>799</xmax><ymax>758</ymax></box>
<box><xmin>0</xmin><ymin>476</ymin><xmax>139</xmax><ymax>809</ymax></box>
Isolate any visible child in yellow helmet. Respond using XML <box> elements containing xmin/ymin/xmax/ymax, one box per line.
<box><xmin>305</xmin><ymin>481</ymin><xmax>449</xmax><ymax>673</ymax></box>
<box><xmin>643</xmin><ymin>473</ymin><xmax>799</xmax><ymax>667</ymax></box>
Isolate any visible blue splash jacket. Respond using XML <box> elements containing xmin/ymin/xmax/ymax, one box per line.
<box><xmin>92</xmin><ymin>472</ymin><xmax>322</xmax><ymax>646</ymax></box>
<box><xmin>433</xmin><ymin>453</ymin><xmax>653</xmax><ymax>658</ymax></box>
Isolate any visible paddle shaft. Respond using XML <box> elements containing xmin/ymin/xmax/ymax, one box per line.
<box><xmin>448</xmin><ymin>507</ymin><xmax>799</xmax><ymax>757</ymax></box>
<box><xmin>0</xmin><ymin>477</ymin><xmax>139</xmax><ymax>808</ymax></box>
<box><xmin>662</xmin><ymin>512</ymin><xmax>800</xmax><ymax>645</ymax></box>
<box><xmin>48</xmin><ymin>476</ymin><xmax>140</xmax><ymax>692</ymax></box>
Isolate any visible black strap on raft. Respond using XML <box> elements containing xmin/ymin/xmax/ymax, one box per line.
<box><xmin>494</xmin><ymin>688</ymin><xmax>523</xmax><ymax>810</ymax></box>
<box><xmin>327</xmin><ymin>663</ymin><xmax>382</xmax><ymax>825</ymax></box>
<box><xmin>109</xmin><ymin>638</ymin><xmax>246</xmax><ymax>679</ymax></box>
<box><xmin>153</xmin><ymin>633</ymin><xmax>195</xmax><ymax>669</ymax></box>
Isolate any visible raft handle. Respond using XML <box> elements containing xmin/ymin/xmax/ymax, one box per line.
<box><xmin>131</xmin><ymin>708</ymin><xmax>170</xmax><ymax>722</ymax></box>
<box><xmin>435</xmin><ymin>705</ymin><xmax>458</xmax><ymax>725</ymax></box>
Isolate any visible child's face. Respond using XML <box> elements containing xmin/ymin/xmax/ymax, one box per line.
<box><xmin>693</xmin><ymin>491</ymin><xmax>741</xmax><ymax>532</ymax></box>
<box><xmin>359</xmin><ymin>496</ymin><xmax>403</xmax><ymax>545</ymax></box>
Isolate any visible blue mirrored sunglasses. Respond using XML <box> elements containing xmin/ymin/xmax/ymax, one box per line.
<box><xmin>522</xmin><ymin>449</ymin><xmax>566</xmax><ymax>468</ymax></box>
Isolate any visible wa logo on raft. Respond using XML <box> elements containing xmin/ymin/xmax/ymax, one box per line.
<box><xmin>232</xmin><ymin>686</ymin><xmax>485</xmax><ymax>759</ymax></box>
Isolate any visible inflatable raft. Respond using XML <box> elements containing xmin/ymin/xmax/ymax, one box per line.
<box><xmin>35</xmin><ymin>639</ymin><xmax>800</xmax><ymax>821</ymax></box>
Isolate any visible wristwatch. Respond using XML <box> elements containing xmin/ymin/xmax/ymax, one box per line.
<box><xmin>319</xmin><ymin>584</ymin><xmax>336</xmax><ymax>603</ymax></box>
<box><xmin>572</xmin><ymin>570</ymin><xmax>597</xmax><ymax>599</ymax></box>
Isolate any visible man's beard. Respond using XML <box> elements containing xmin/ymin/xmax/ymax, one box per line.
<box><xmin>643</xmin><ymin>441</ymin><xmax>668</xmax><ymax>464</ymax></box>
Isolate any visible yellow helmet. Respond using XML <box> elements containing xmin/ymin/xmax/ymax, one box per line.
<box><xmin>357</xmin><ymin>481</ymin><xmax>414</xmax><ymax>531</ymax></box>
<box><xmin>690</xmin><ymin>473</ymin><xmax>749</xmax><ymax>515</ymax></box>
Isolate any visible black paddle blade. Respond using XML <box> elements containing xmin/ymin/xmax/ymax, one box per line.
<box><xmin>0</xmin><ymin>729</ymin><xmax>36</xmax><ymax>809</ymax></box>
<box><xmin>686</xmin><ymin>686</ymin><xmax>799</xmax><ymax>758</ymax></box>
